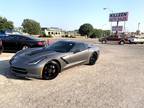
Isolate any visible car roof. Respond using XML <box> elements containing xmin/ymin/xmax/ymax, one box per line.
<box><xmin>8</xmin><ymin>34</ymin><xmax>41</xmax><ymax>40</ymax></box>
<box><xmin>58</xmin><ymin>40</ymin><xmax>88</xmax><ymax>45</ymax></box>
<box><xmin>9</xmin><ymin>34</ymin><xmax>31</xmax><ymax>38</ymax></box>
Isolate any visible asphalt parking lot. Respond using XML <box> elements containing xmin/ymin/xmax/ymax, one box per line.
<box><xmin>0</xmin><ymin>42</ymin><xmax>144</xmax><ymax>108</ymax></box>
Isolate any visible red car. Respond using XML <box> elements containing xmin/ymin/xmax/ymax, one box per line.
<box><xmin>99</xmin><ymin>35</ymin><xmax>129</xmax><ymax>45</ymax></box>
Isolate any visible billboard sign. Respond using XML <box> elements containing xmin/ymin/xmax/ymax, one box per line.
<box><xmin>109</xmin><ymin>12</ymin><xmax>128</xmax><ymax>22</ymax></box>
<box><xmin>112</xmin><ymin>26</ymin><xmax>123</xmax><ymax>31</ymax></box>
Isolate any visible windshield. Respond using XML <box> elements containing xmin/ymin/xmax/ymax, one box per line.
<box><xmin>47</xmin><ymin>41</ymin><xmax>75</xmax><ymax>53</ymax></box>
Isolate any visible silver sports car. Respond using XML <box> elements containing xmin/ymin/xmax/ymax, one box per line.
<box><xmin>10</xmin><ymin>40</ymin><xmax>100</xmax><ymax>80</ymax></box>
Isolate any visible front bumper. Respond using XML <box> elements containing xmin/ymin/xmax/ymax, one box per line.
<box><xmin>10</xmin><ymin>63</ymin><xmax>44</xmax><ymax>79</ymax></box>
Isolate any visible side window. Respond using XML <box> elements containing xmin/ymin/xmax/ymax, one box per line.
<box><xmin>12</xmin><ymin>36</ymin><xmax>27</xmax><ymax>41</ymax></box>
<box><xmin>16</xmin><ymin>36</ymin><xmax>25</xmax><ymax>40</ymax></box>
<box><xmin>6</xmin><ymin>35</ymin><xmax>16</xmax><ymax>40</ymax></box>
<box><xmin>14</xmin><ymin>36</ymin><xmax>20</xmax><ymax>40</ymax></box>
<box><xmin>73</xmin><ymin>43</ymin><xmax>88</xmax><ymax>52</ymax></box>
<box><xmin>110</xmin><ymin>36</ymin><xmax>114</xmax><ymax>38</ymax></box>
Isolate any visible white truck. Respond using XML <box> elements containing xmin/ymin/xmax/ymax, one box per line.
<box><xmin>128</xmin><ymin>36</ymin><xmax>144</xmax><ymax>44</ymax></box>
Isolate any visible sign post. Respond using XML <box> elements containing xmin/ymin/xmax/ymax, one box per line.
<box><xmin>109</xmin><ymin>12</ymin><xmax>128</xmax><ymax>22</ymax></box>
<box><xmin>116</xmin><ymin>21</ymin><xmax>119</xmax><ymax>37</ymax></box>
<box><xmin>109</xmin><ymin>12</ymin><xmax>128</xmax><ymax>37</ymax></box>
<box><xmin>112</xmin><ymin>26</ymin><xmax>123</xmax><ymax>31</ymax></box>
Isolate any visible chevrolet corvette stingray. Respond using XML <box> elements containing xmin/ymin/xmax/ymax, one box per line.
<box><xmin>10</xmin><ymin>40</ymin><xmax>100</xmax><ymax>80</ymax></box>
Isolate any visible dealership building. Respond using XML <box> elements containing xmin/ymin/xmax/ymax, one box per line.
<box><xmin>41</xmin><ymin>27</ymin><xmax>65</xmax><ymax>37</ymax></box>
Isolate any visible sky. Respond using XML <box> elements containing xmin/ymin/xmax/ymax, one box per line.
<box><xmin>0</xmin><ymin>0</ymin><xmax>144</xmax><ymax>32</ymax></box>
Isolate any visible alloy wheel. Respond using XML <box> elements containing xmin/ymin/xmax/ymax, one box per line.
<box><xmin>42</xmin><ymin>62</ymin><xmax>60</xmax><ymax>80</ymax></box>
<box><xmin>89</xmin><ymin>53</ymin><xmax>97</xmax><ymax>65</ymax></box>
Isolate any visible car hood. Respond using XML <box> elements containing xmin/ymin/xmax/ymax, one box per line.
<box><xmin>11</xmin><ymin>47</ymin><xmax>66</xmax><ymax>65</ymax></box>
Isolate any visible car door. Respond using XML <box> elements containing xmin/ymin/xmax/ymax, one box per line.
<box><xmin>3</xmin><ymin>35</ymin><xmax>18</xmax><ymax>50</ymax></box>
<box><xmin>64</xmin><ymin>43</ymin><xmax>90</xmax><ymax>66</ymax></box>
<box><xmin>108</xmin><ymin>36</ymin><xmax>116</xmax><ymax>41</ymax></box>
<box><xmin>107</xmin><ymin>36</ymin><xmax>120</xmax><ymax>44</ymax></box>
<box><xmin>14</xmin><ymin>35</ymin><xmax>27</xmax><ymax>50</ymax></box>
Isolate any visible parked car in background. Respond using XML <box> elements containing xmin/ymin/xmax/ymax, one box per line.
<box><xmin>0</xmin><ymin>39</ymin><xmax>3</xmax><ymax>54</ymax></box>
<box><xmin>128</xmin><ymin>36</ymin><xmax>144</xmax><ymax>44</ymax></box>
<box><xmin>10</xmin><ymin>40</ymin><xmax>100</xmax><ymax>80</ymax></box>
<box><xmin>99</xmin><ymin>35</ymin><xmax>129</xmax><ymax>45</ymax></box>
<box><xmin>0</xmin><ymin>34</ymin><xmax>46</xmax><ymax>52</ymax></box>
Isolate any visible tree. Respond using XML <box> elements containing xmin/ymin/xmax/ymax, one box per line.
<box><xmin>90</xmin><ymin>29</ymin><xmax>103</xmax><ymax>38</ymax></box>
<box><xmin>0</xmin><ymin>16</ymin><xmax>14</xmax><ymax>31</ymax></box>
<box><xmin>90</xmin><ymin>29</ymin><xmax>110</xmax><ymax>38</ymax></box>
<box><xmin>79</xmin><ymin>23</ymin><xmax>93</xmax><ymax>38</ymax></box>
<box><xmin>103</xmin><ymin>30</ymin><xmax>111</xmax><ymax>37</ymax></box>
<box><xmin>22</xmin><ymin>19</ymin><xmax>41</xmax><ymax>35</ymax></box>
<box><xmin>90</xmin><ymin>29</ymin><xmax>111</xmax><ymax>38</ymax></box>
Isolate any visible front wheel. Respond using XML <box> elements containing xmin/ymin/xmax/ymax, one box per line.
<box><xmin>22</xmin><ymin>45</ymin><xmax>29</xmax><ymax>50</ymax></box>
<box><xmin>119</xmin><ymin>41</ymin><xmax>125</xmax><ymax>45</ymax></box>
<box><xmin>102</xmin><ymin>40</ymin><xmax>107</xmax><ymax>44</ymax></box>
<box><xmin>42</xmin><ymin>61</ymin><xmax>60</xmax><ymax>80</ymax></box>
<box><xmin>0</xmin><ymin>46</ymin><xmax>4</xmax><ymax>54</ymax></box>
<box><xmin>88</xmin><ymin>53</ymin><xmax>98</xmax><ymax>65</ymax></box>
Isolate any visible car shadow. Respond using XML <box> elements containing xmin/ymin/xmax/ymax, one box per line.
<box><xmin>3</xmin><ymin>50</ymin><xmax>17</xmax><ymax>53</ymax></box>
<box><xmin>0</xmin><ymin>60</ymin><xmax>32</xmax><ymax>80</ymax></box>
<box><xmin>100</xmin><ymin>43</ymin><xmax>122</xmax><ymax>45</ymax></box>
<box><xmin>100</xmin><ymin>42</ymin><xmax>130</xmax><ymax>45</ymax></box>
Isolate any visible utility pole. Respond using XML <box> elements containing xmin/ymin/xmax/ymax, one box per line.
<box><xmin>116</xmin><ymin>21</ymin><xmax>119</xmax><ymax>37</ymax></box>
<box><xmin>137</xmin><ymin>22</ymin><xmax>140</xmax><ymax>35</ymax></box>
<box><xmin>124</xmin><ymin>21</ymin><xmax>126</xmax><ymax>32</ymax></box>
<box><xmin>138</xmin><ymin>22</ymin><xmax>140</xmax><ymax>31</ymax></box>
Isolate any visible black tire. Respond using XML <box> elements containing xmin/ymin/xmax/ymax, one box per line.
<box><xmin>129</xmin><ymin>40</ymin><xmax>132</xmax><ymax>44</ymax></box>
<box><xmin>88</xmin><ymin>53</ymin><xmax>98</xmax><ymax>65</ymax></box>
<box><xmin>22</xmin><ymin>45</ymin><xmax>29</xmax><ymax>50</ymax></box>
<box><xmin>119</xmin><ymin>41</ymin><xmax>125</xmax><ymax>45</ymax></box>
<box><xmin>0</xmin><ymin>46</ymin><xmax>4</xmax><ymax>54</ymax></box>
<box><xmin>42</xmin><ymin>61</ymin><xmax>60</xmax><ymax>80</ymax></box>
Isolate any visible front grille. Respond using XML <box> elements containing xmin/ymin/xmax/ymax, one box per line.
<box><xmin>11</xmin><ymin>66</ymin><xmax>28</xmax><ymax>74</ymax></box>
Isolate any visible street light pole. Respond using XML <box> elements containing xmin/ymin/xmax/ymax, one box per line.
<box><xmin>103</xmin><ymin>8</ymin><xmax>113</xmax><ymax>13</ymax></box>
<box><xmin>103</xmin><ymin>8</ymin><xmax>113</xmax><ymax>33</ymax></box>
<box><xmin>101</xmin><ymin>24</ymin><xmax>106</xmax><ymax>30</ymax></box>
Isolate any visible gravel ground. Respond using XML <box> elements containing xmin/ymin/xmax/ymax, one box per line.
<box><xmin>0</xmin><ymin>42</ymin><xmax>144</xmax><ymax>108</ymax></box>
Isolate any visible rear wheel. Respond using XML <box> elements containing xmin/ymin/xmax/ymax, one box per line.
<box><xmin>42</xmin><ymin>61</ymin><xmax>60</xmax><ymax>80</ymax></box>
<box><xmin>88</xmin><ymin>53</ymin><xmax>98</xmax><ymax>65</ymax></box>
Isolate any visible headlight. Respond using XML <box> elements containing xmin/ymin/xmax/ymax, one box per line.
<box><xmin>28</xmin><ymin>56</ymin><xmax>47</xmax><ymax>65</ymax></box>
<box><xmin>11</xmin><ymin>50</ymin><xmax>22</xmax><ymax>60</ymax></box>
